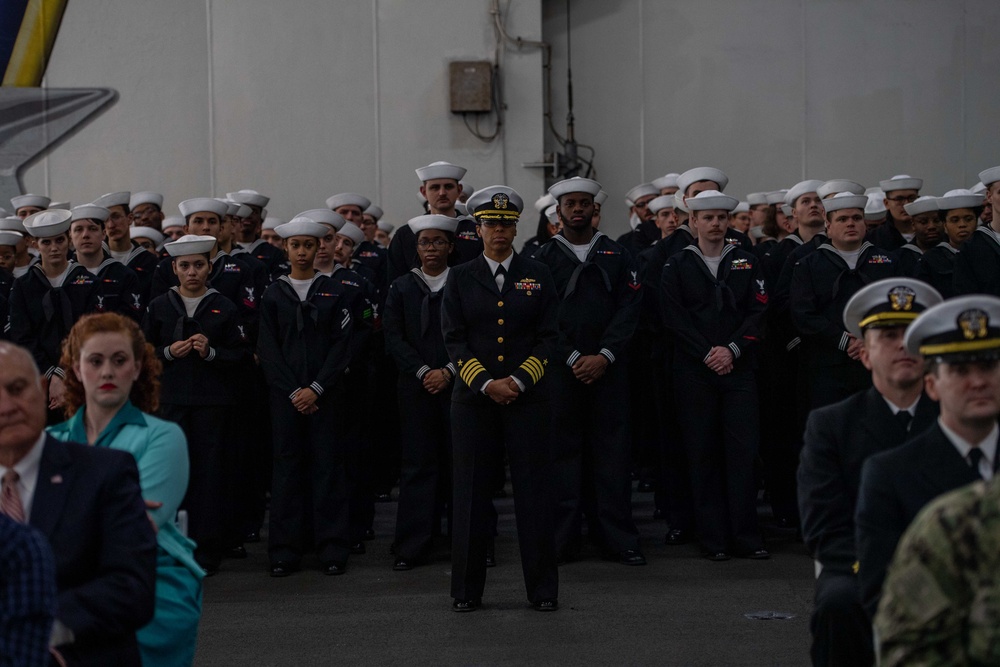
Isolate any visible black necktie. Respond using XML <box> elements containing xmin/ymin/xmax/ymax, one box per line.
<box><xmin>895</xmin><ymin>410</ymin><xmax>912</xmax><ymax>434</ymax></box>
<box><xmin>968</xmin><ymin>448</ymin><xmax>985</xmax><ymax>480</ymax></box>
<box><xmin>494</xmin><ymin>264</ymin><xmax>507</xmax><ymax>290</ymax></box>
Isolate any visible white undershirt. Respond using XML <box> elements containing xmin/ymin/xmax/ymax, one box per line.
<box><xmin>420</xmin><ymin>267</ymin><xmax>449</xmax><ymax>293</ymax></box>
<box><xmin>46</xmin><ymin>266</ymin><xmax>71</xmax><ymax>288</ymax></box>
<box><xmin>180</xmin><ymin>293</ymin><xmax>206</xmax><ymax>318</ymax></box>
<box><xmin>288</xmin><ymin>277</ymin><xmax>313</xmax><ymax>302</ymax></box>
<box><xmin>108</xmin><ymin>249</ymin><xmax>130</xmax><ymax>263</ymax></box>
<box><xmin>901</xmin><ymin>232</ymin><xmax>915</xmax><ymax>242</ymax></box>
<box><xmin>701</xmin><ymin>255</ymin><xmax>723</xmax><ymax>278</ymax></box>
<box><xmin>835</xmin><ymin>248</ymin><xmax>861</xmax><ymax>270</ymax></box>
<box><xmin>569</xmin><ymin>242</ymin><xmax>590</xmax><ymax>262</ymax></box>
<box><xmin>12</xmin><ymin>264</ymin><xmax>30</xmax><ymax>278</ymax></box>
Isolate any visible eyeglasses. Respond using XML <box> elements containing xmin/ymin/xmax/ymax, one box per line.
<box><xmin>478</xmin><ymin>220</ymin><xmax>517</xmax><ymax>228</ymax></box>
<box><xmin>886</xmin><ymin>195</ymin><xmax>919</xmax><ymax>204</ymax></box>
<box><xmin>416</xmin><ymin>238</ymin><xmax>451</xmax><ymax>247</ymax></box>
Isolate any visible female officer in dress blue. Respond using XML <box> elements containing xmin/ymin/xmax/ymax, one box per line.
<box><xmin>442</xmin><ymin>186</ymin><xmax>560</xmax><ymax>612</ymax></box>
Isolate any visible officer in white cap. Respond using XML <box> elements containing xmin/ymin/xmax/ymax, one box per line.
<box><xmin>857</xmin><ymin>294</ymin><xmax>1000</xmax><ymax>622</ymax></box>
<box><xmin>917</xmin><ymin>190</ymin><xmax>981</xmax><ymax>298</ymax></box>
<box><xmin>660</xmin><ymin>190</ymin><xmax>769</xmax><ymax>561</ymax></box>
<box><xmin>953</xmin><ymin>171</ymin><xmax>1000</xmax><ymax>296</ymax></box>
<box><xmin>129</xmin><ymin>191</ymin><xmax>165</xmax><ymax>230</ymax></box>
<box><xmin>868</xmin><ymin>175</ymin><xmax>923</xmax><ymax>250</ymax></box>
<box><xmin>533</xmin><ymin>177</ymin><xmax>645</xmax><ymax>566</ymax></box>
<box><xmin>67</xmin><ymin>205</ymin><xmax>144</xmax><ymax>320</ymax></box>
<box><xmin>11</xmin><ymin>194</ymin><xmax>50</xmax><ymax>219</ymax></box>
<box><xmin>894</xmin><ymin>196</ymin><xmax>943</xmax><ymax>277</ymax></box>
<box><xmin>799</xmin><ymin>277</ymin><xmax>942</xmax><ymax>666</ymax></box>
<box><xmin>93</xmin><ymin>191</ymin><xmax>160</xmax><ymax>303</ymax></box>
<box><xmin>441</xmin><ymin>185</ymin><xmax>559</xmax><ymax>612</ymax></box>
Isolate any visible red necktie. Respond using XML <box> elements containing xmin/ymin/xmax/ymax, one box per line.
<box><xmin>1</xmin><ymin>470</ymin><xmax>26</xmax><ymax>523</ymax></box>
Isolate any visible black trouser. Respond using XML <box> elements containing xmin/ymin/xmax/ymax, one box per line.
<box><xmin>674</xmin><ymin>359</ymin><xmax>763</xmax><ymax>555</ymax></box>
<box><xmin>626</xmin><ymin>331</ymin><xmax>659</xmax><ymax>479</ymax></box>
<box><xmin>344</xmin><ymin>370</ymin><xmax>375</xmax><ymax>543</ymax></box>
<box><xmin>657</xmin><ymin>345</ymin><xmax>693</xmax><ymax>532</ymax></box>
<box><xmin>549</xmin><ymin>361</ymin><xmax>638</xmax><ymax>557</ymax></box>
<box><xmin>451</xmin><ymin>398</ymin><xmax>558</xmax><ymax>604</ymax></box>
<box><xmin>811</xmin><ymin>570</ymin><xmax>874</xmax><ymax>667</ymax></box>
<box><xmin>393</xmin><ymin>377</ymin><xmax>452</xmax><ymax>560</ymax></box>
<box><xmin>235</xmin><ymin>364</ymin><xmax>272</xmax><ymax>538</ymax></box>
<box><xmin>160</xmin><ymin>403</ymin><xmax>233</xmax><ymax>562</ymax></box>
<box><xmin>757</xmin><ymin>344</ymin><xmax>802</xmax><ymax>522</ymax></box>
<box><xmin>267</xmin><ymin>390</ymin><xmax>350</xmax><ymax>565</ymax></box>
<box><xmin>371</xmin><ymin>341</ymin><xmax>401</xmax><ymax>496</ymax></box>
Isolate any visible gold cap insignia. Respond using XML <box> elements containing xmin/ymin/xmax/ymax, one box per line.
<box><xmin>957</xmin><ymin>309</ymin><xmax>989</xmax><ymax>341</ymax></box>
<box><xmin>492</xmin><ymin>193</ymin><xmax>509</xmax><ymax>210</ymax></box>
<box><xmin>887</xmin><ymin>286</ymin><xmax>916</xmax><ymax>311</ymax></box>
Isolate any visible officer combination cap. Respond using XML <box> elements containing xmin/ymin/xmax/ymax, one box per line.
<box><xmin>165</xmin><ymin>234</ymin><xmax>216</xmax><ymax>257</ymax></box>
<box><xmin>746</xmin><ymin>192</ymin><xmax>769</xmax><ymax>205</ymax></box>
<box><xmin>70</xmin><ymin>205</ymin><xmax>110</xmax><ymax>224</ymax></box>
<box><xmin>467</xmin><ymin>186</ymin><xmax>523</xmax><ymax>223</ymax></box>
<box><xmin>295</xmin><ymin>208</ymin><xmax>345</xmax><ymax>229</ymax></box>
<box><xmin>336</xmin><ymin>222</ymin><xmax>366</xmax><ymax>245</ymax></box>
<box><xmin>903</xmin><ymin>196</ymin><xmax>940</xmax><ymax>217</ymax></box>
<box><xmin>275</xmin><ymin>218</ymin><xmax>329</xmax><ymax>239</ymax></box>
<box><xmin>179</xmin><ymin>198</ymin><xmax>229</xmax><ymax>218</ymax></box>
<box><xmin>904</xmin><ymin>295</ymin><xmax>1000</xmax><ymax>361</ymax></box>
<box><xmin>48</xmin><ymin>202</ymin><xmax>70</xmax><ymax>210</ymax></box>
<box><xmin>865</xmin><ymin>193</ymin><xmax>887</xmax><ymax>220</ymax></box>
<box><xmin>544</xmin><ymin>204</ymin><xmax>558</xmax><ymax>223</ymax></box>
<box><xmin>162</xmin><ymin>216</ymin><xmax>185</xmax><ymax>231</ymax></box>
<box><xmin>364</xmin><ymin>204</ymin><xmax>383</xmax><ymax>221</ymax></box>
<box><xmin>262</xmin><ymin>217</ymin><xmax>284</xmax><ymax>231</ymax></box>
<box><xmin>978</xmin><ymin>166</ymin><xmax>1000</xmax><ymax>188</ymax></box>
<box><xmin>936</xmin><ymin>189</ymin><xmax>984</xmax><ymax>211</ymax></box>
<box><xmin>677</xmin><ymin>167</ymin><xmax>729</xmax><ymax>196</ymax></box>
<box><xmin>11</xmin><ymin>194</ymin><xmax>50</xmax><ymax>211</ymax></box>
<box><xmin>23</xmin><ymin>209</ymin><xmax>72</xmax><ymax>238</ymax></box>
<box><xmin>673</xmin><ymin>191</ymin><xmax>690</xmax><ymax>214</ymax></box>
<box><xmin>686</xmin><ymin>189</ymin><xmax>739</xmax><ymax>212</ymax></box>
<box><xmin>130</xmin><ymin>226</ymin><xmax>164</xmax><ymax>245</ymax></box>
<box><xmin>548</xmin><ymin>177</ymin><xmax>602</xmax><ymax>201</ymax></box>
<box><xmin>376</xmin><ymin>220</ymin><xmax>394</xmax><ymax>233</ymax></box>
<box><xmin>0</xmin><ymin>216</ymin><xmax>27</xmax><ymax>234</ymax></box>
<box><xmin>624</xmin><ymin>183</ymin><xmax>658</xmax><ymax>206</ymax></box>
<box><xmin>843</xmin><ymin>277</ymin><xmax>943</xmax><ymax>339</ymax></box>
<box><xmin>648</xmin><ymin>195</ymin><xmax>676</xmax><ymax>214</ymax></box>
<box><xmin>534</xmin><ymin>193</ymin><xmax>556</xmax><ymax>213</ymax></box>
<box><xmin>91</xmin><ymin>191</ymin><xmax>130</xmax><ymax>209</ymax></box>
<box><xmin>880</xmin><ymin>175</ymin><xmax>923</xmax><ymax>192</ymax></box>
<box><xmin>595</xmin><ymin>190</ymin><xmax>608</xmax><ymax>206</ymax></box>
<box><xmin>818</xmin><ymin>179</ymin><xmax>865</xmax><ymax>199</ymax></box>
<box><xmin>408</xmin><ymin>214</ymin><xmax>459</xmax><ymax>235</ymax></box>
<box><xmin>784</xmin><ymin>180</ymin><xmax>825</xmax><ymax>206</ymax></box>
<box><xmin>651</xmin><ymin>173</ymin><xmax>680</xmax><ymax>191</ymax></box>
<box><xmin>822</xmin><ymin>192</ymin><xmax>868</xmax><ymax>213</ymax></box>
<box><xmin>326</xmin><ymin>193</ymin><xmax>371</xmax><ymax>212</ymax></box>
<box><xmin>765</xmin><ymin>190</ymin><xmax>788</xmax><ymax>205</ymax></box>
<box><xmin>130</xmin><ymin>191</ymin><xmax>163</xmax><ymax>209</ymax></box>
<box><xmin>227</xmin><ymin>189</ymin><xmax>270</xmax><ymax>208</ymax></box>
<box><xmin>415</xmin><ymin>161</ymin><xmax>467</xmax><ymax>183</ymax></box>
<box><xmin>0</xmin><ymin>230</ymin><xmax>23</xmax><ymax>247</ymax></box>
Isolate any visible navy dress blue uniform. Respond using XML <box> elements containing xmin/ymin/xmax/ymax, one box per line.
<box><xmin>660</xmin><ymin>243</ymin><xmax>767</xmax><ymax>555</ymax></box>
<box><xmin>865</xmin><ymin>219</ymin><xmax>908</xmax><ymax>251</ymax></box>
<box><xmin>387</xmin><ymin>217</ymin><xmax>482</xmax><ymax>284</ymax></box>
<box><xmin>442</xmin><ymin>251</ymin><xmax>559</xmax><ymax>605</ymax></box>
<box><xmin>119</xmin><ymin>242</ymin><xmax>159</xmax><ymax>305</ymax></box>
<box><xmin>891</xmin><ymin>243</ymin><xmax>923</xmax><ymax>277</ymax></box>
<box><xmin>799</xmin><ymin>389</ymin><xmax>938</xmax><ymax>666</ymax></box>
<box><xmin>383</xmin><ymin>268</ymin><xmax>456</xmax><ymax>562</ymax></box>
<box><xmin>238</xmin><ymin>238</ymin><xmax>288</xmax><ymax>282</ymax></box>
<box><xmin>533</xmin><ymin>232</ymin><xmax>642</xmax><ymax>558</ymax></box>
<box><xmin>952</xmin><ymin>226</ymin><xmax>1000</xmax><ymax>296</ymax></box>
<box><xmin>915</xmin><ymin>244</ymin><xmax>959</xmax><ymax>299</ymax></box>
<box><xmin>81</xmin><ymin>257</ymin><xmax>145</xmax><ymax>321</ymax></box>
<box><xmin>258</xmin><ymin>273</ymin><xmax>355</xmax><ymax>568</ymax></box>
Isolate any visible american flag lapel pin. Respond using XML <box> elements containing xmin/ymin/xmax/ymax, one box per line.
<box><xmin>50</xmin><ymin>475</ymin><xmax>63</xmax><ymax>484</ymax></box>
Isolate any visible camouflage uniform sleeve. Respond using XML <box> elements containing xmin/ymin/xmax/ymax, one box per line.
<box><xmin>874</xmin><ymin>482</ymin><xmax>986</xmax><ymax>667</ymax></box>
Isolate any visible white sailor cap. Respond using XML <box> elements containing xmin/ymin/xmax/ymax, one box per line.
<box><xmin>880</xmin><ymin>175</ymin><xmax>923</xmax><ymax>192</ymax></box>
<box><xmin>978</xmin><ymin>166</ymin><xmax>1000</xmax><ymax>188</ymax></box>
<box><xmin>0</xmin><ymin>230</ymin><xmax>23</xmax><ymax>247</ymax></box>
<box><xmin>461</xmin><ymin>181</ymin><xmax>474</xmax><ymax>197</ymax></box>
<box><xmin>733</xmin><ymin>201</ymin><xmax>750</xmax><ymax>213</ymax></box>
<box><xmin>130</xmin><ymin>227</ymin><xmax>164</xmax><ymax>245</ymax></box>
<box><xmin>326</xmin><ymin>193</ymin><xmax>371</xmax><ymax>212</ymax></box>
<box><xmin>534</xmin><ymin>193</ymin><xmax>556</xmax><ymax>213</ymax></box>
<box><xmin>785</xmin><ymin>180</ymin><xmax>825</xmax><ymax>206</ymax></box>
<box><xmin>336</xmin><ymin>222</ymin><xmax>366</xmax><ymax>246</ymax></box>
<box><xmin>276</xmin><ymin>218</ymin><xmax>328</xmax><ymax>239</ymax></box>
<box><xmin>686</xmin><ymin>190</ymin><xmax>738</xmax><ymax>212</ymax></box>
<box><xmin>625</xmin><ymin>183</ymin><xmax>659</xmax><ymax>207</ymax></box>
<box><xmin>818</xmin><ymin>179</ymin><xmax>865</xmax><ymax>199</ymax></box>
<box><xmin>545</xmin><ymin>204</ymin><xmax>559</xmax><ymax>224</ymax></box>
<box><xmin>677</xmin><ymin>167</ymin><xmax>729</xmax><ymax>196</ymax></box>
<box><xmin>162</xmin><ymin>216</ymin><xmax>185</xmax><ymax>231</ymax></box>
<box><xmin>236</xmin><ymin>204</ymin><xmax>252</xmax><ymax>219</ymax></box>
<box><xmin>48</xmin><ymin>202</ymin><xmax>70</xmax><ymax>210</ymax></box>
<box><xmin>377</xmin><ymin>220</ymin><xmax>394</xmax><ymax>233</ymax></box>
<box><xmin>295</xmin><ymin>208</ymin><xmax>346</xmax><ymax>229</ymax></box>
<box><xmin>218</xmin><ymin>199</ymin><xmax>240</xmax><ymax>217</ymax></box>
<box><xmin>843</xmin><ymin>277</ymin><xmax>943</xmax><ymax>339</ymax></box>
<box><xmin>651</xmin><ymin>173</ymin><xmax>680</xmax><ymax>191</ymax></box>
<box><xmin>467</xmin><ymin>186</ymin><xmax>523</xmax><ymax>222</ymax></box>
<box><xmin>749</xmin><ymin>226</ymin><xmax>766</xmax><ymax>239</ymax></box>
<box><xmin>91</xmin><ymin>192</ymin><xmax>130</xmax><ymax>209</ymax></box>
<box><xmin>903</xmin><ymin>196</ymin><xmax>941</xmax><ymax>217</ymax></box>
<box><xmin>766</xmin><ymin>190</ymin><xmax>788</xmax><ymax>205</ymax></box>
<box><xmin>822</xmin><ymin>192</ymin><xmax>868</xmax><ymax>213</ymax></box>
<box><xmin>865</xmin><ymin>187</ymin><xmax>885</xmax><ymax>196</ymax></box>
<box><xmin>227</xmin><ymin>189</ymin><xmax>270</xmax><ymax>208</ymax></box>
<box><xmin>164</xmin><ymin>234</ymin><xmax>216</xmax><ymax>257</ymax></box>
<box><xmin>0</xmin><ymin>216</ymin><xmax>27</xmax><ymax>234</ymax></box>
<box><xmin>262</xmin><ymin>217</ymin><xmax>284</xmax><ymax>231</ymax></box>
<box><xmin>455</xmin><ymin>201</ymin><xmax>468</xmax><ymax>217</ymax></box>
<box><xmin>0</xmin><ymin>206</ymin><xmax>7</xmax><ymax>217</ymax></box>
<box><xmin>130</xmin><ymin>191</ymin><xmax>163</xmax><ymax>209</ymax></box>
<box><xmin>781</xmin><ymin>204</ymin><xmax>793</xmax><ymax>217</ymax></box>
<box><xmin>415</xmin><ymin>161</ymin><xmax>467</xmax><ymax>183</ymax></box>
<box><xmin>971</xmin><ymin>182</ymin><xmax>987</xmax><ymax>195</ymax></box>
<box><xmin>595</xmin><ymin>190</ymin><xmax>608</xmax><ymax>206</ymax></box>
<box><xmin>548</xmin><ymin>177</ymin><xmax>602</xmax><ymax>200</ymax></box>
<box><xmin>673</xmin><ymin>192</ymin><xmax>689</xmax><ymax>214</ymax></box>
<box><xmin>408</xmin><ymin>214</ymin><xmax>459</xmax><ymax>235</ymax></box>
<box><xmin>865</xmin><ymin>194</ymin><xmax>888</xmax><ymax>220</ymax></box>
<box><xmin>937</xmin><ymin>189</ymin><xmax>985</xmax><ymax>211</ymax></box>
<box><xmin>648</xmin><ymin>195</ymin><xmax>676</xmax><ymax>214</ymax></box>
<box><xmin>11</xmin><ymin>194</ymin><xmax>50</xmax><ymax>211</ymax></box>
<box><xmin>70</xmin><ymin>205</ymin><xmax>110</xmax><ymax>223</ymax></box>
<box><xmin>746</xmin><ymin>192</ymin><xmax>769</xmax><ymax>206</ymax></box>
<box><xmin>904</xmin><ymin>295</ymin><xmax>1000</xmax><ymax>361</ymax></box>
<box><xmin>179</xmin><ymin>198</ymin><xmax>229</xmax><ymax>218</ymax></box>
<box><xmin>23</xmin><ymin>209</ymin><xmax>72</xmax><ymax>238</ymax></box>
<box><xmin>364</xmin><ymin>204</ymin><xmax>384</xmax><ymax>221</ymax></box>
<box><xmin>417</xmin><ymin>190</ymin><xmax>427</xmax><ymax>203</ymax></box>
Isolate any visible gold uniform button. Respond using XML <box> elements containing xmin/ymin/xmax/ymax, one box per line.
<box><xmin>498</xmin><ymin>318</ymin><xmax>504</xmax><ymax>325</ymax></box>
<box><xmin>497</xmin><ymin>337</ymin><xmax>504</xmax><ymax>343</ymax></box>
<box><xmin>498</xmin><ymin>301</ymin><xmax>504</xmax><ymax>307</ymax></box>
<box><xmin>498</xmin><ymin>355</ymin><xmax>504</xmax><ymax>362</ymax></box>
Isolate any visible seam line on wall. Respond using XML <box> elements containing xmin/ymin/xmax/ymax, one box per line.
<box><xmin>206</xmin><ymin>0</ymin><xmax>216</xmax><ymax>194</ymax></box>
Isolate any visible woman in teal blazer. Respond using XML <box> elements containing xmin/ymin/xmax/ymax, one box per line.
<box><xmin>49</xmin><ymin>312</ymin><xmax>202</xmax><ymax>667</ymax></box>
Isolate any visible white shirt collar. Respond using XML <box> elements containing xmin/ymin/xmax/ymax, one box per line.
<box><xmin>937</xmin><ymin>418</ymin><xmax>998</xmax><ymax>481</ymax></box>
<box><xmin>883</xmin><ymin>395</ymin><xmax>920</xmax><ymax>416</ymax></box>
<box><xmin>483</xmin><ymin>252</ymin><xmax>513</xmax><ymax>276</ymax></box>
<box><xmin>0</xmin><ymin>432</ymin><xmax>46</xmax><ymax>521</ymax></box>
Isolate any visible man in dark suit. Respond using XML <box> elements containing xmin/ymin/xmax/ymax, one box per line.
<box><xmin>798</xmin><ymin>278</ymin><xmax>943</xmax><ymax>667</ymax></box>
<box><xmin>0</xmin><ymin>341</ymin><xmax>156</xmax><ymax>667</ymax></box>
<box><xmin>856</xmin><ymin>295</ymin><xmax>1000</xmax><ymax>619</ymax></box>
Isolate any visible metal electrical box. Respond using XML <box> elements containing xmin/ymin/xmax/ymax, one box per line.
<box><xmin>449</xmin><ymin>61</ymin><xmax>492</xmax><ymax>113</ymax></box>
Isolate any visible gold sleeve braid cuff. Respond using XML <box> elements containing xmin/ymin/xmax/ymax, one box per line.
<box><xmin>519</xmin><ymin>356</ymin><xmax>545</xmax><ymax>385</ymax></box>
<box><xmin>458</xmin><ymin>358</ymin><xmax>489</xmax><ymax>389</ymax></box>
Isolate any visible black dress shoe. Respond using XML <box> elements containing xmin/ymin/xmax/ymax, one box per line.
<box><xmin>452</xmin><ymin>598</ymin><xmax>481</xmax><ymax>612</ymax></box>
<box><xmin>322</xmin><ymin>561</ymin><xmax>347</xmax><ymax>576</ymax></box>
<box><xmin>226</xmin><ymin>545</ymin><xmax>248</xmax><ymax>559</ymax></box>
<box><xmin>665</xmin><ymin>528</ymin><xmax>691</xmax><ymax>545</ymax></box>
<box><xmin>704</xmin><ymin>551</ymin><xmax>731</xmax><ymax>562</ymax></box>
<box><xmin>532</xmin><ymin>599</ymin><xmax>558</xmax><ymax>612</ymax></box>
<box><xmin>244</xmin><ymin>529</ymin><xmax>261</xmax><ymax>543</ymax></box>
<box><xmin>617</xmin><ymin>549</ymin><xmax>647</xmax><ymax>566</ymax></box>
<box><xmin>637</xmin><ymin>480</ymin><xmax>655</xmax><ymax>493</ymax></box>
<box><xmin>738</xmin><ymin>548</ymin><xmax>771</xmax><ymax>560</ymax></box>
<box><xmin>485</xmin><ymin>541</ymin><xmax>496</xmax><ymax>568</ymax></box>
<box><xmin>350</xmin><ymin>542</ymin><xmax>366</xmax><ymax>555</ymax></box>
<box><xmin>652</xmin><ymin>508</ymin><xmax>665</xmax><ymax>521</ymax></box>
<box><xmin>393</xmin><ymin>558</ymin><xmax>413</xmax><ymax>571</ymax></box>
<box><xmin>374</xmin><ymin>492</ymin><xmax>392</xmax><ymax>503</ymax></box>
<box><xmin>364</xmin><ymin>528</ymin><xmax>376</xmax><ymax>540</ymax></box>
<box><xmin>269</xmin><ymin>561</ymin><xmax>299</xmax><ymax>577</ymax></box>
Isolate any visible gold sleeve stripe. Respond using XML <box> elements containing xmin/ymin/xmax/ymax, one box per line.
<box><xmin>459</xmin><ymin>359</ymin><xmax>486</xmax><ymax>385</ymax></box>
<box><xmin>520</xmin><ymin>356</ymin><xmax>545</xmax><ymax>384</ymax></box>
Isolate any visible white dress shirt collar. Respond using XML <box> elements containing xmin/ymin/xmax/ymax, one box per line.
<box><xmin>937</xmin><ymin>418</ymin><xmax>998</xmax><ymax>481</ymax></box>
